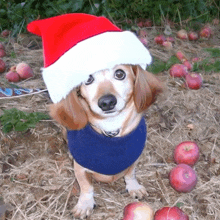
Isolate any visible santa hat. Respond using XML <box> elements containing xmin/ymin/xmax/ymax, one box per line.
<box><xmin>27</xmin><ymin>13</ymin><xmax>152</xmax><ymax>103</ymax></box>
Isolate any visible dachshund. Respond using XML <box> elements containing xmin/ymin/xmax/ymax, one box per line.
<box><xmin>49</xmin><ymin>64</ymin><xmax>163</xmax><ymax>219</ymax></box>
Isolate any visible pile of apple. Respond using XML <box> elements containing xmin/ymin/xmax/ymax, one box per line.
<box><xmin>5</xmin><ymin>62</ymin><xmax>34</xmax><ymax>82</ymax></box>
<box><xmin>170</xmin><ymin>51</ymin><xmax>203</xmax><ymax>89</ymax></box>
<box><xmin>177</xmin><ymin>25</ymin><xmax>213</xmax><ymax>41</ymax></box>
<box><xmin>122</xmin><ymin>141</ymin><xmax>199</xmax><ymax>219</ymax></box>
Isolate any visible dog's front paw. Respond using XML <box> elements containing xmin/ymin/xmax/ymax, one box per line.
<box><xmin>73</xmin><ymin>193</ymin><xmax>95</xmax><ymax>219</ymax></box>
<box><xmin>126</xmin><ymin>179</ymin><xmax>147</xmax><ymax>199</ymax></box>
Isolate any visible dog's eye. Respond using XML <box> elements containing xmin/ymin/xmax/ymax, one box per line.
<box><xmin>114</xmin><ymin>69</ymin><xmax>126</xmax><ymax>80</ymax></box>
<box><xmin>85</xmin><ymin>75</ymin><xmax>94</xmax><ymax>85</ymax></box>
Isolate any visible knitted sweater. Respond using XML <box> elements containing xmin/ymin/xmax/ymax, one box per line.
<box><xmin>67</xmin><ymin>117</ymin><xmax>147</xmax><ymax>175</ymax></box>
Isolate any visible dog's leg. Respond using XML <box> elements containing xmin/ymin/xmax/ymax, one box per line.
<box><xmin>124</xmin><ymin>163</ymin><xmax>147</xmax><ymax>199</ymax></box>
<box><xmin>73</xmin><ymin>161</ymin><xmax>95</xmax><ymax>219</ymax></box>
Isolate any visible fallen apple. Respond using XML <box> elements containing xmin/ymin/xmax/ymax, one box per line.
<box><xmin>188</xmin><ymin>31</ymin><xmax>199</xmax><ymax>41</ymax></box>
<box><xmin>176</xmin><ymin>51</ymin><xmax>187</xmax><ymax>62</ymax></box>
<box><xmin>123</xmin><ymin>202</ymin><xmax>154</xmax><ymax>220</ymax></box>
<box><xmin>0</xmin><ymin>49</ymin><xmax>6</xmax><ymax>58</ymax></box>
<box><xmin>183</xmin><ymin>60</ymin><xmax>192</xmax><ymax>71</ymax></box>
<box><xmin>5</xmin><ymin>70</ymin><xmax>20</xmax><ymax>82</ymax></box>
<box><xmin>0</xmin><ymin>59</ymin><xmax>6</xmax><ymax>73</ymax></box>
<box><xmin>199</xmin><ymin>26</ymin><xmax>213</xmax><ymax>39</ymax></box>
<box><xmin>16</xmin><ymin>62</ymin><xmax>34</xmax><ymax>79</ymax></box>
<box><xmin>1</xmin><ymin>29</ymin><xmax>10</xmax><ymax>37</ymax></box>
<box><xmin>174</xmin><ymin>141</ymin><xmax>200</xmax><ymax>166</ymax></box>
<box><xmin>143</xmin><ymin>19</ymin><xmax>152</xmax><ymax>27</ymax></box>
<box><xmin>162</xmin><ymin>41</ymin><xmax>172</xmax><ymax>50</ymax></box>
<box><xmin>177</xmin><ymin>29</ymin><xmax>188</xmax><ymax>40</ymax></box>
<box><xmin>154</xmin><ymin>35</ymin><xmax>166</xmax><ymax>45</ymax></box>
<box><xmin>169</xmin><ymin>64</ymin><xmax>188</xmax><ymax>78</ymax></box>
<box><xmin>185</xmin><ymin>73</ymin><xmax>203</xmax><ymax>90</ymax></box>
<box><xmin>169</xmin><ymin>164</ymin><xmax>197</xmax><ymax>193</ymax></box>
<box><xmin>154</xmin><ymin>206</ymin><xmax>189</xmax><ymax>220</ymax></box>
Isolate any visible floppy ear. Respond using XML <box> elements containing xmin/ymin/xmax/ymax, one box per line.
<box><xmin>132</xmin><ymin>65</ymin><xmax>163</xmax><ymax>113</ymax></box>
<box><xmin>49</xmin><ymin>90</ymin><xmax>88</xmax><ymax>130</ymax></box>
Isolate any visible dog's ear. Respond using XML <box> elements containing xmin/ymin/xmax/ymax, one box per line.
<box><xmin>49</xmin><ymin>90</ymin><xmax>88</xmax><ymax>130</ymax></box>
<box><xmin>132</xmin><ymin>65</ymin><xmax>164</xmax><ymax>113</ymax></box>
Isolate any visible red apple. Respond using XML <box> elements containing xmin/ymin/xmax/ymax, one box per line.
<box><xmin>169</xmin><ymin>164</ymin><xmax>197</xmax><ymax>193</ymax></box>
<box><xmin>176</xmin><ymin>51</ymin><xmax>187</xmax><ymax>62</ymax></box>
<box><xmin>174</xmin><ymin>141</ymin><xmax>200</xmax><ymax>166</ymax></box>
<box><xmin>154</xmin><ymin>35</ymin><xmax>166</xmax><ymax>45</ymax></box>
<box><xmin>0</xmin><ymin>59</ymin><xmax>6</xmax><ymax>73</ymax></box>
<box><xmin>154</xmin><ymin>206</ymin><xmax>189</xmax><ymax>220</ymax></box>
<box><xmin>16</xmin><ymin>62</ymin><xmax>34</xmax><ymax>79</ymax></box>
<box><xmin>0</xmin><ymin>49</ymin><xmax>6</xmax><ymax>58</ymax></box>
<box><xmin>199</xmin><ymin>26</ymin><xmax>213</xmax><ymax>39</ymax></box>
<box><xmin>177</xmin><ymin>29</ymin><xmax>188</xmax><ymax>40</ymax></box>
<box><xmin>5</xmin><ymin>71</ymin><xmax>20</xmax><ymax>82</ymax></box>
<box><xmin>1</xmin><ymin>29</ymin><xmax>10</xmax><ymax>37</ymax></box>
<box><xmin>123</xmin><ymin>202</ymin><xmax>154</xmax><ymax>220</ymax></box>
<box><xmin>183</xmin><ymin>60</ymin><xmax>192</xmax><ymax>71</ymax></box>
<box><xmin>169</xmin><ymin>64</ymin><xmax>188</xmax><ymax>78</ymax></box>
<box><xmin>188</xmin><ymin>32</ymin><xmax>199</xmax><ymax>41</ymax></box>
<box><xmin>143</xmin><ymin>19</ymin><xmax>152</xmax><ymax>27</ymax></box>
<box><xmin>162</xmin><ymin>41</ymin><xmax>172</xmax><ymax>50</ymax></box>
<box><xmin>185</xmin><ymin>73</ymin><xmax>203</xmax><ymax>89</ymax></box>
<box><xmin>191</xmin><ymin>57</ymin><xmax>200</xmax><ymax>63</ymax></box>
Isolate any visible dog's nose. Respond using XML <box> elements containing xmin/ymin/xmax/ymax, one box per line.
<box><xmin>98</xmin><ymin>94</ymin><xmax>117</xmax><ymax>111</ymax></box>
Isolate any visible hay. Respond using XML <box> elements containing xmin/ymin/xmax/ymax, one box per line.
<box><xmin>0</xmin><ymin>26</ymin><xmax>220</xmax><ymax>219</ymax></box>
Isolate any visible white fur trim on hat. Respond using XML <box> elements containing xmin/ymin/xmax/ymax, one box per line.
<box><xmin>42</xmin><ymin>31</ymin><xmax>152</xmax><ymax>103</ymax></box>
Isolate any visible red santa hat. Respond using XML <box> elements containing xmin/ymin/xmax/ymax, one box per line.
<box><xmin>27</xmin><ymin>13</ymin><xmax>152</xmax><ymax>103</ymax></box>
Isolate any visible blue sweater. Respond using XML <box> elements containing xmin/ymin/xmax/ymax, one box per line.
<box><xmin>67</xmin><ymin>117</ymin><xmax>147</xmax><ymax>175</ymax></box>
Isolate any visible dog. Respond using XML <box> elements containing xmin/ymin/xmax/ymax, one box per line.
<box><xmin>49</xmin><ymin>64</ymin><xmax>163</xmax><ymax>219</ymax></box>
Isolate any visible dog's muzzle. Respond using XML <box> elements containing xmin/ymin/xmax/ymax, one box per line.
<box><xmin>98</xmin><ymin>94</ymin><xmax>117</xmax><ymax>112</ymax></box>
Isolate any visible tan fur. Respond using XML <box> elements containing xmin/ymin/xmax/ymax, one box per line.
<box><xmin>49</xmin><ymin>64</ymin><xmax>163</xmax><ymax>219</ymax></box>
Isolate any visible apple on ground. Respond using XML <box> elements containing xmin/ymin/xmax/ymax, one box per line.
<box><xmin>176</xmin><ymin>51</ymin><xmax>188</xmax><ymax>62</ymax></box>
<box><xmin>166</xmin><ymin>36</ymin><xmax>175</xmax><ymax>43</ymax></box>
<box><xmin>169</xmin><ymin>64</ymin><xmax>188</xmax><ymax>78</ymax></box>
<box><xmin>188</xmin><ymin>31</ymin><xmax>199</xmax><ymax>41</ymax></box>
<box><xmin>169</xmin><ymin>164</ymin><xmax>198</xmax><ymax>193</ymax></box>
<box><xmin>154</xmin><ymin>206</ymin><xmax>189</xmax><ymax>220</ymax></box>
<box><xmin>176</xmin><ymin>29</ymin><xmax>188</xmax><ymax>40</ymax></box>
<box><xmin>154</xmin><ymin>35</ymin><xmax>166</xmax><ymax>45</ymax></box>
<box><xmin>183</xmin><ymin>60</ymin><xmax>192</xmax><ymax>71</ymax></box>
<box><xmin>143</xmin><ymin>19</ymin><xmax>152</xmax><ymax>27</ymax></box>
<box><xmin>174</xmin><ymin>141</ymin><xmax>200</xmax><ymax>166</ymax></box>
<box><xmin>5</xmin><ymin>70</ymin><xmax>20</xmax><ymax>82</ymax></box>
<box><xmin>185</xmin><ymin>73</ymin><xmax>203</xmax><ymax>90</ymax></box>
<box><xmin>162</xmin><ymin>41</ymin><xmax>172</xmax><ymax>50</ymax></box>
<box><xmin>0</xmin><ymin>59</ymin><xmax>6</xmax><ymax>73</ymax></box>
<box><xmin>123</xmin><ymin>202</ymin><xmax>154</xmax><ymax>220</ymax></box>
<box><xmin>16</xmin><ymin>62</ymin><xmax>34</xmax><ymax>79</ymax></box>
<box><xmin>1</xmin><ymin>29</ymin><xmax>10</xmax><ymax>37</ymax></box>
<box><xmin>0</xmin><ymin>49</ymin><xmax>6</xmax><ymax>58</ymax></box>
<box><xmin>199</xmin><ymin>26</ymin><xmax>213</xmax><ymax>39</ymax></box>
<box><xmin>138</xmin><ymin>37</ymin><xmax>148</xmax><ymax>47</ymax></box>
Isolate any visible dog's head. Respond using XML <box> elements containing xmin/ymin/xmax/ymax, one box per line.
<box><xmin>49</xmin><ymin>65</ymin><xmax>163</xmax><ymax>130</ymax></box>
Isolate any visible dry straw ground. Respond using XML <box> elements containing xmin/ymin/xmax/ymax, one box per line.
<box><xmin>0</xmin><ymin>24</ymin><xmax>220</xmax><ymax>220</ymax></box>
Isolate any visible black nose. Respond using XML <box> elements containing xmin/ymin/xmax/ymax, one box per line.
<box><xmin>98</xmin><ymin>94</ymin><xmax>117</xmax><ymax>111</ymax></box>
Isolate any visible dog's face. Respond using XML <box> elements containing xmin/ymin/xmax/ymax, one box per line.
<box><xmin>49</xmin><ymin>65</ymin><xmax>163</xmax><ymax>130</ymax></box>
<box><xmin>79</xmin><ymin>65</ymin><xmax>134</xmax><ymax>117</ymax></box>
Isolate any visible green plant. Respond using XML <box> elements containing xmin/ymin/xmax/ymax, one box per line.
<box><xmin>0</xmin><ymin>108</ymin><xmax>50</xmax><ymax>133</ymax></box>
<box><xmin>147</xmin><ymin>56</ymin><xmax>180</xmax><ymax>74</ymax></box>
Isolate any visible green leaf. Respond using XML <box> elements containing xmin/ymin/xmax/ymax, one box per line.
<box><xmin>0</xmin><ymin>108</ymin><xmax>50</xmax><ymax>133</ymax></box>
<box><xmin>147</xmin><ymin>59</ymin><xmax>166</xmax><ymax>74</ymax></box>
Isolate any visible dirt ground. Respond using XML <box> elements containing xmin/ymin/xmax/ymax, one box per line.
<box><xmin>0</xmin><ymin>24</ymin><xmax>220</xmax><ymax>220</ymax></box>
